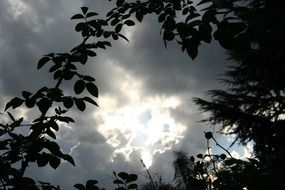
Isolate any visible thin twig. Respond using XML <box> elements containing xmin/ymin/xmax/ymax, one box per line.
<box><xmin>140</xmin><ymin>159</ymin><xmax>156</xmax><ymax>190</ymax></box>
<box><xmin>212</xmin><ymin>137</ymin><xmax>233</xmax><ymax>158</ymax></box>
<box><xmin>207</xmin><ymin>139</ymin><xmax>218</xmax><ymax>175</ymax></box>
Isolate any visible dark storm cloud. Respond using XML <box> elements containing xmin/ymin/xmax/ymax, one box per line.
<box><xmin>0</xmin><ymin>0</ymin><xmax>82</xmax><ymax>96</ymax></box>
<box><xmin>0</xmin><ymin>0</ymin><xmax>228</xmax><ymax>189</ymax></box>
<box><xmin>99</xmin><ymin>15</ymin><xmax>227</xmax><ymax>97</ymax></box>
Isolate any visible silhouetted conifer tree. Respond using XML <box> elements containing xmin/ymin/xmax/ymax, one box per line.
<box><xmin>194</xmin><ymin>0</ymin><xmax>285</xmax><ymax>188</ymax></box>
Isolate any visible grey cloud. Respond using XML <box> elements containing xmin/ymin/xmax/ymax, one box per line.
<box><xmin>0</xmin><ymin>0</ymin><xmax>82</xmax><ymax>96</ymax></box>
<box><xmin>99</xmin><ymin>15</ymin><xmax>227</xmax><ymax>96</ymax></box>
<box><xmin>0</xmin><ymin>0</ymin><xmax>228</xmax><ymax>189</ymax></box>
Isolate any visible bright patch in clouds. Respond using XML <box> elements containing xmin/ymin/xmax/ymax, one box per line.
<box><xmin>7</xmin><ymin>0</ymin><xmax>27</xmax><ymax>18</ymax></box>
<box><xmin>93</xmin><ymin>62</ymin><xmax>186</xmax><ymax>168</ymax></box>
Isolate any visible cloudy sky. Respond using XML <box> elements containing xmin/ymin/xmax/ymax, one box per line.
<box><xmin>0</xmin><ymin>0</ymin><xmax>250</xmax><ymax>189</ymax></box>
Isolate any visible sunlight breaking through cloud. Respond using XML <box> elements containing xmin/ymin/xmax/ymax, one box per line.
<box><xmin>93</xmin><ymin>63</ymin><xmax>186</xmax><ymax>168</ymax></box>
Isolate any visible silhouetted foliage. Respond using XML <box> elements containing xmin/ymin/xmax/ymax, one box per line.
<box><xmin>191</xmin><ymin>0</ymin><xmax>285</xmax><ymax>189</ymax></box>
<box><xmin>172</xmin><ymin>134</ymin><xmax>265</xmax><ymax>190</ymax></box>
<box><xmin>141</xmin><ymin>182</ymin><xmax>175</xmax><ymax>190</ymax></box>
<box><xmin>1</xmin><ymin>0</ymin><xmax>284</xmax><ymax>189</ymax></box>
<box><xmin>0</xmin><ymin>5</ymin><xmax>131</xmax><ymax>189</ymax></box>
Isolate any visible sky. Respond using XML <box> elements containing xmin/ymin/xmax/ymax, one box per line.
<box><xmin>0</xmin><ymin>0</ymin><xmax>251</xmax><ymax>189</ymax></box>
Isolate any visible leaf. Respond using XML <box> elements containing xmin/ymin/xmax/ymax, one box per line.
<box><xmin>83</xmin><ymin>75</ymin><xmax>96</xmax><ymax>82</ymax></box>
<box><xmin>61</xmin><ymin>153</ymin><xmax>75</xmax><ymax>166</ymax></box>
<box><xmin>74</xmin><ymin>184</ymin><xmax>85</xmax><ymax>190</ymax></box>
<box><xmin>113</xmin><ymin>179</ymin><xmax>124</xmax><ymax>184</ymax></box>
<box><xmin>186</xmin><ymin>38</ymin><xmax>199</xmax><ymax>59</ymax></box>
<box><xmin>81</xmin><ymin>7</ymin><xmax>88</xmax><ymax>15</ymax></box>
<box><xmin>74</xmin><ymin>80</ymin><xmax>86</xmax><ymax>94</ymax></box>
<box><xmin>49</xmin><ymin>63</ymin><xmax>62</xmax><ymax>73</ymax></box>
<box><xmin>49</xmin><ymin>156</ymin><xmax>61</xmax><ymax>169</ymax></box>
<box><xmin>83</xmin><ymin>97</ymin><xmax>99</xmax><ymax>107</ymax></box>
<box><xmin>56</xmin><ymin>116</ymin><xmax>75</xmax><ymax>123</ymax></box>
<box><xmin>111</xmin><ymin>19</ymin><xmax>120</xmax><ymax>26</ymax></box>
<box><xmin>86</xmin><ymin>180</ymin><xmax>98</xmax><ymax>189</ymax></box>
<box><xmin>158</xmin><ymin>13</ymin><xmax>166</xmax><ymax>23</ymax></box>
<box><xmin>50</xmin><ymin>120</ymin><xmax>59</xmax><ymax>131</ymax></box>
<box><xmin>53</xmin><ymin>70</ymin><xmax>62</xmax><ymax>79</ymax></box>
<box><xmin>37</xmin><ymin>153</ymin><xmax>49</xmax><ymax>167</ymax></box>
<box><xmin>5</xmin><ymin>97</ymin><xmax>24</xmax><ymax>111</ymax></box>
<box><xmin>22</xmin><ymin>91</ymin><xmax>32</xmax><ymax>99</ymax></box>
<box><xmin>15</xmin><ymin>117</ymin><xmax>23</xmax><ymax>126</ymax></box>
<box><xmin>103</xmin><ymin>31</ymin><xmax>112</xmax><ymax>38</ymax></box>
<box><xmin>126</xmin><ymin>174</ymin><xmax>138</xmax><ymax>183</ymax></box>
<box><xmin>135</xmin><ymin>11</ymin><xmax>144</xmax><ymax>22</ymax></box>
<box><xmin>74</xmin><ymin>98</ymin><xmax>86</xmax><ymax>111</ymax></box>
<box><xmin>122</xmin><ymin>14</ymin><xmax>131</xmax><ymax>20</ymax></box>
<box><xmin>86</xmin><ymin>83</ymin><xmax>99</xmax><ymax>97</ymax></box>
<box><xmin>21</xmin><ymin>177</ymin><xmax>36</xmax><ymax>185</ymax></box>
<box><xmin>86</xmin><ymin>12</ymin><xmax>98</xmax><ymax>18</ymax></box>
<box><xmin>75</xmin><ymin>23</ymin><xmax>85</xmax><ymax>32</ymax></box>
<box><xmin>8</xmin><ymin>132</ymin><xmax>18</xmax><ymax>139</ymax></box>
<box><xmin>199</xmin><ymin>23</ymin><xmax>212</xmax><ymax>43</ymax></box>
<box><xmin>116</xmin><ymin>0</ymin><xmax>124</xmax><ymax>6</ymax></box>
<box><xmin>37</xmin><ymin>57</ymin><xmax>50</xmax><ymax>69</ymax></box>
<box><xmin>115</xmin><ymin>24</ymin><xmax>123</xmax><ymax>33</ymax></box>
<box><xmin>25</xmin><ymin>98</ymin><xmax>36</xmax><ymax>108</ymax></box>
<box><xmin>45</xmin><ymin>141</ymin><xmax>61</xmax><ymax>155</ymax></box>
<box><xmin>44</xmin><ymin>53</ymin><xmax>55</xmax><ymax>57</ymax></box>
<box><xmin>197</xmin><ymin>154</ymin><xmax>203</xmax><ymax>159</ymax></box>
<box><xmin>127</xmin><ymin>184</ymin><xmax>138</xmax><ymax>189</ymax></box>
<box><xmin>46</xmin><ymin>129</ymin><xmax>56</xmax><ymax>139</ymax></box>
<box><xmin>202</xmin><ymin>9</ymin><xmax>216</xmax><ymax>23</ymax></box>
<box><xmin>63</xmin><ymin>97</ymin><xmax>74</xmax><ymax>109</ymax></box>
<box><xmin>124</xmin><ymin>20</ymin><xmax>135</xmax><ymax>26</ymax></box>
<box><xmin>103</xmin><ymin>41</ymin><xmax>111</xmax><ymax>47</ymax></box>
<box><xmin>82</xmin><ymin>27</ymin><xmax>90</xmax><ymax>37</ymax></box>
<box><xmin>71</xmin><ymin>14</ymin><xmax>85</xmax><ymax>20</ymax></box>
<box><xmin>96</xmin><ymin>29</ymin><xmax>103</xmax><ymax>38</ymax></box>
<box><xmin>112</xmin><ymin>33</ymin><xmax>118</xmax><ymax>40</ymax></box>
<box><xmin>86</xmin><ymin>50</ymin><xmax>97</xmax><ymax>57</ymax></box>
<box><xmin>118</xmin><ymin>172</ymin><xmax>128</xmax><ymax>180</ymax></box>
<box><xmin>182</xmin><ymin>7</ymin><xmax>189</xmax><ymax>15</ymax></box>
<box><xmin>66</xmin><ymin>63</ymin><xmax>77</xmax><ymax>70</ymax></box>
<box><xmin>37</xmin><ymin>98</ymin><xmax>52</xmax><ymax>114</ymax></box>
<box><xmin>78</xmin><ymin>53</ymin><xmax>88</xmax><ymax>65</ymax></box>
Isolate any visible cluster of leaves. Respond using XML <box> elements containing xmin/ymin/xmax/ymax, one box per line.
<box><xmin>173</xmin><ymin>132</ymin><xmax>263</xmax><ymax>190</ymax></box>
<box><xmin>113</xmin><ymin>172</ymin><xmax>138</xmax><ymax>190</ymax></box>
<box><xmin>137</xmin><ymin>132</ymin><xmax>263</xmax><ymax>190</ymax></box>
<box><xmin>73</xmin><ymin>172</ymin><xmax>138</xmax><ymax>190</ymax></box>
<box><xmin>104</xmin><ymin>0</ymin><xmax>262</xmax><ymax>59</ymax></box>
<box><xmin>0</xmin><ymin>5</ymin><xmax>137</xmax><ymax>190</ymax></box>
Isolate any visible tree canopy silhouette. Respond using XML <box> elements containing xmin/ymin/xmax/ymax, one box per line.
<box><xmin>193</xmin><ymin>0</ymin><xmax>285</xmax><ymax>188</ymax></box>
